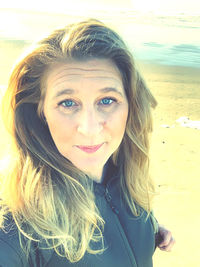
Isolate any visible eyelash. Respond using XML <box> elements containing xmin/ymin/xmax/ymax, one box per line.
<box><xmin>58</xmin><ymin>99</ymin><xmax>77</xmax><ymax>108</ymax></box>
<box><xmin>58</xmin><ymin>97</ymin><xmax>117</xmax><ymax>109</ymax></box>
<box><xmin>98</xmin><ymin>97</ymin><xmax>117</xmax><ymax>106</ymax></box>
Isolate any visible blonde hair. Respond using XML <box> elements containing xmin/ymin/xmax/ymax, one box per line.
<box><xmin>0</xmin><ymin>19</ymin><xmax>157</xmax><ymax>262</ymax></box>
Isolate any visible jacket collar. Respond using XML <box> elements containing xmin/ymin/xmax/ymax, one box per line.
<box><xmin>93</xmin><ymin>158</ymin><xmax>120</xmax><ymax>196</ymax></box>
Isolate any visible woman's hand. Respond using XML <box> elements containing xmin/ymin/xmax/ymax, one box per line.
<box><xmin>157</xmin><ymin>224</ymin><xmax>176</xmax><ymax>252</ymax></box>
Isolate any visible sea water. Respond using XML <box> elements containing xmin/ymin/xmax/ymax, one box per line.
<box><xmin>0</xmin><ymin>10</ymin><xmax>200</xmax><ymax>68</ymax></box>
<box><xmin>113</xmin><ymin>12</ymin><xmax>200</xmax><ymax>68</ymax></box>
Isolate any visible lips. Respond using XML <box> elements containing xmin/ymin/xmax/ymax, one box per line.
<box><xmin>76</xmin><ymin>143</ymin><xmax>104</xmax><ymax>153</ymax></box>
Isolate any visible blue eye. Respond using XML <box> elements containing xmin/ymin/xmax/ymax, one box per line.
<box><xmin>100</xmin><ymin>98</ymin><xmax>115</xmax><ymax>105</ymax></box>
<box><xmin>60</xmin><ymin>100</ymin><xmax>76</xmax><ymax>108</ymax></box>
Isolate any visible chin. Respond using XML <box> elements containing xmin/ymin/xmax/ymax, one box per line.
<box><xmin>75</xmin><ymin>157</ymin><xmax>107</xmax><ymax>174</ymax></box>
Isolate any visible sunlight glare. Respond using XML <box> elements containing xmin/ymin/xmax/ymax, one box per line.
<box><xmin>131</xmin><ymin>0</ymin><xmax>200</xmax><ymax>14</ymax></box>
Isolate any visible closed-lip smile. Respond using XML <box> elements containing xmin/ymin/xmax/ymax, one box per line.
<box><xmin>76</xmin><ymin>143</ymin><xmax>104</xmax><ymax>153</ymax></box>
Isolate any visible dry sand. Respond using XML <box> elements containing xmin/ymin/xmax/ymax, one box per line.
<box><xmin>0</xmin><ymin>42</ymin><xmax>200</xmax><ymax>266</ymax></box>
<box><xmin>138</xmin><ymin>61</ymin><xmax>200</xmax><ymax>267</ymax></box>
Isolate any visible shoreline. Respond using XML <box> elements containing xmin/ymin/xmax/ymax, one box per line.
<box><xmin>137</xmin><ymin>60</ymin><xmax>200</xmax><ymax>127</ymax></box>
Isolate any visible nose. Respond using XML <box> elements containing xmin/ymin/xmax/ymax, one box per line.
<box><xmin>77</xmin><ymin>108</ymin><xmax>104</xmax><ymax>136</ymax></box>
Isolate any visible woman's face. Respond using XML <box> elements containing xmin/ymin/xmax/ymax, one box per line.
<box><xmin>43</xmin><ymin>59</ymin><xmax>128</xmax><ymax>181</ymax></box>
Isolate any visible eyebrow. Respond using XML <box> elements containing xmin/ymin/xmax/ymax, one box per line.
<box><xmin>55</xmin><ymin>89</ymin><xmax>75</xmax><ymax>98</ymax></box>
<box><xmin>54</xmin><ymin>87</ymin><xmax>124</xmax><ymax>98</ymax></box>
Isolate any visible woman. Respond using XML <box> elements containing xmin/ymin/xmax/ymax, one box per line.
<box><xmin>0</xmin><ymin>19</ymin><xmax>174</xmax><ymax>266</ymax></box>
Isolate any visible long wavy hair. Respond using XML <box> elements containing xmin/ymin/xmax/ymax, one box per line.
<box><xmin>0</xmin><ymin>19</ymin><xmax>157</xmax><ymax>262</ymax></box>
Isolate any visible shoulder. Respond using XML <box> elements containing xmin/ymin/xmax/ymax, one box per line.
<box><xmin>0</xmin><ymin>216</ymin><xmax>55</xmax><ymax>267</ymax></box>
<box><xmin>0</xmin><ymin>217</ymin><xmax>29</xmax><ymax>267</ymax></box>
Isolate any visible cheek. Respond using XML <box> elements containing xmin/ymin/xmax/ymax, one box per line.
<box><xmin>47</xmin><ymin>115</ymin><xmax>76</xmax><ymax>145</ymax></box>
<box><xmin>106</xmin><ymin>107</ymin><xmax>128</xmax><ymax>138</ymax></box>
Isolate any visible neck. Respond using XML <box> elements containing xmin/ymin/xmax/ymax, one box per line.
<box><xmin>85</xmin><ymin>169</ymin><xmax>103</xmax><ymax>183</ymax></box>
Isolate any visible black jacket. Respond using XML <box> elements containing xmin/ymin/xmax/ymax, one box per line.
<box><xmin>0</xmin><ymin>162</ymin><xmax>157</xmax><ymax>267</ymax></box>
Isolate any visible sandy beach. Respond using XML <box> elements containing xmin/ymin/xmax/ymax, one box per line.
<box><xmin>0</xmin><ymin>42</ymin><xmax>200</xmax><ymax>266</ymax></box>
<box><xmin>138</xmin><ymin>61</ymin><xmax>200</xmax><ymax>267</ymax></box>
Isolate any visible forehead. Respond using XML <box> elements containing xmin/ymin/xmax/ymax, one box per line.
<box><xmin>44</xmin><ymin>59</ymin><xmax>123</xmax><ymax>88</ymax></box>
